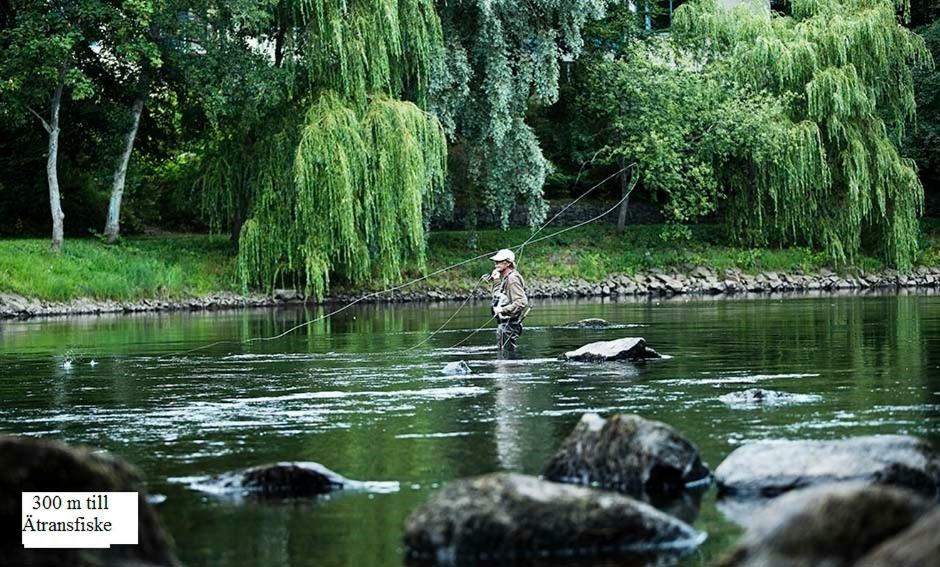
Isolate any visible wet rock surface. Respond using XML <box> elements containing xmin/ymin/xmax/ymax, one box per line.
<box><xmin>715</xmin><ymin>483</ymin><xmax>933</xmax><ymax>567</ymax></box>
<box><xmin>403</xmin><ymin>473</ymin><xmax>705</xmax><ymax>563</ymax></box>
<box><xmin>0</xmin><ymin>435</ymin><xmax>179</xmax><ymax>567</ymax></box>
<box><xmin>542</xmin><ymin>413</ymin><xmax>710</xmax><ymax>498</ymax></box>
<box><xmin>5</xmin><ymin>265</ymin><xmax>940</xmax><ymax>319</ymax></box>
<box><xmin>561</xmin><ymin>337</ymin><xmax>661</xmax><ymax>362</ymax></box>
<box><xmin>441</xmin><ymin>361</ymin><xmax>471</xmax><ymax>375</ymax></box>
<box><xmin>568</xmin><ymin>318</ymin><xmax>611</xmax><ymax>328</ymax></box>
<box><xmin>715</xmin><ymin>435</ymin><xmax>940</xmax><ymax>499</ymax></box>
<box><xmin>718</xmin><ymin>388</ymin><xmax>822</xmax><ymax>408</ymax></box>
<box><xmin>179</xmin><ymin>462</ymin><xmax>398</xmax><ymax>498</ymax></box>
<box><xmin>855</xmin><ymin>506</ymin><xmax>940</xmax><ymax>567</ymax></box>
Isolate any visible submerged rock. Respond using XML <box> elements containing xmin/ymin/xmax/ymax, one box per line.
<box><xmin>0</xmin><ymin>435</ymin><xmax>179</xmax><ymax>567</ymax></box>
<box><xmin>570</xmin><ymin>318</ymin><xmax>611</xmax><ymax>328</ymax></box>
<box><xmin>542</xmin><ymin>413</ymin><xmax>710</xmax><ymax>498</ymax></box>
<box><xmin>441</xmin><ymin>361</ymin><xmax>471</xmax><ymax>375</ymax></box>
<box><xmin>403</xmin><ymin>473</ymin><xmax>705</xmax><ymax>563</ymax></box>
<box><xmin>186</xmin><ymin>462</ymin><xmax>398</xmax><ymax>498</ymax></box>
<box><xmin>856</xmin><ymin>506</ymin><xmax>940</xmax><ymax>567</ymax></box>
<box><xmin>715</xmin><ymin>483</ymin><xmax>932</xmax><ymax>567</ymax></box>
<box><xmin>715</xmin><ymin>435</ymin><xmax>940</xmax><ymax>499</ymax></box>
<box><xmin>561</xmin><ymin>337</ymin><xmax>661</xmax><ymax>362</ymax></box>
<box><xmin>718</xmin><ymin>388</ymin><xmax>821</xmax><ymax>408</ymax></box>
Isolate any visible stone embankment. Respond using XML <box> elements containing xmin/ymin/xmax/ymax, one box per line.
<box><xmin>3</xmin><ymin>265</ymin><xmax>940</xmax><ymax>319</ymax></box>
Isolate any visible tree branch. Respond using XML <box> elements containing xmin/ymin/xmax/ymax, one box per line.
<box><xmin>25</xmin><ymin>105</ymin><xmax>51</xmax><ymax>133</ymax></box>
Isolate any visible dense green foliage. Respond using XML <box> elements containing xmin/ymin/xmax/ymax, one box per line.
<box><xmin>190</xmin><ymin>0</ymin><xmax>447</xmax><ymax>297</ymax></box>
<box><xmin>2</xmin><ymin>0</ymin><xmax>939</xmax><ymax>294</ymax></box>
<box><xmin>236</xmin><ymin>93</ymin><xmax>446</xmax><ymax>298</ymax></box>
<box><xmin>431</xmin><ymin>0</ymin><xmax>606</xmax><ymax>228</ymax></box>
<box><xmin>672</xmin><ymin>0</ymin><xmax>931</xmax><ymax>268</ymax></box>
<box><xmin>574</xmin><ymin>38</ymin><xmax>794</xmax><ymax>231</ymax></box>
<box><xmin>547</xmin><ymin>0</ymin><xmax>935</xmax><ymax>269</ymax></box>
<box><xmin>907</xmin><ymin>18</ymin><xmax>940</xmax><ymax>199</ymax></box>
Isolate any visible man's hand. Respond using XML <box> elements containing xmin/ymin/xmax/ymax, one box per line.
<box><xmin>492</xmin><ymin>306</ymin><xmax>503</xmax><ymax>316</ymax></box>
<box><xmin>480</xmin><ymin>269</ymin><xmax>500</xmax><ymax>283</ymax></box>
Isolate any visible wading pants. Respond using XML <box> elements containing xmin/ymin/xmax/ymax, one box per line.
<box><xmin>496</xmin><ymin>319</ymin><xmax>523</xmax><ymax>352</ymax></box>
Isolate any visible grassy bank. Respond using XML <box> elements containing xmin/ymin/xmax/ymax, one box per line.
<box><xmin>2</xmin><ymin>222</ymin><xmax>939</xmax><ymax>302</ymax></box>
<box><xmin>0</xmin><ymin>236</ymin><xmax>236</xmax><ymax>301</ymax></box>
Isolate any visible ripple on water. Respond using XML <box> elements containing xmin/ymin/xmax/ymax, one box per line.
<box><xmin>658</xmin><ymin>372</ymin><xmax>820</xmax><ymax>386</ymax></box>
<box><xmin>395</xmin><ymin>431</ymin><xmax>475</xmax><ymax>439</ymax></box>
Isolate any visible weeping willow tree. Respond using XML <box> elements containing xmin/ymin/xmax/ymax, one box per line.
<box><xmin>238</xmin><ymin>93</ymin><xmax>446</xmax><ymax>298</ymax></box>
<box><xmin>673</xmin><ymin>0</ymin><xmax>933</xmax><ymax>268</ymax></box>
<box><xmin>195</xmin><ymin>0</ymin><xmax>447</xmax><ymax>296</ymax></box>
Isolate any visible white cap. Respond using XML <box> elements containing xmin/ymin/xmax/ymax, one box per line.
<box><xmin>489</xmin><ymin>249</ymin><xmax>515</xmax><ymax>264</ymax></box>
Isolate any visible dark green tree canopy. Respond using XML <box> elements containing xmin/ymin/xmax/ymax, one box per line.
<box><xmin>431</xmin><ymin>0</ymin><xmax>607</xmax><ymax>228</ymax></box>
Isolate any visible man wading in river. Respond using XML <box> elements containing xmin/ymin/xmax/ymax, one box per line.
<box><xmin>481</xmin><ymin>249</ymin><xmax>529</xmax><ymax>353</ymax></box>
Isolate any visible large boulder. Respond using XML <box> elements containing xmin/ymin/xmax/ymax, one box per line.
<box><xmin>0</xmin><ymin>435</ymin><xmax>179</xmax><ymax>567</ymax></box>
<box><xmin>403</xmin><ymin>473</ymin><xmax>705</xmax><ymax>563</ymax></box>
<box><xmin>715</xmin><ymin>483</ymin><xmax>932</xmax><ymax>567</ymax></box>
<box><xmin>542</xmin><ymin>413</ymin><xmax>710</xmax><ymax>498</ymax></box>
<box><xmin>715</xmin><ymin>435</ymin><xmax>940</xmax><ymax>498</ymax></box>
<box><xmin>855</xmin><ymin>506</ymin><xmax>940</xmax><ymax>567</ymax></box>
<box><xmin>181</xmin><ymin>462</ymin><xmax>398</xmax><ymax>498</ymax></box>
<box><xmin>561</xmin><ymin>337</ymin><xmax>661</xmax><ymax>362</ymax></box>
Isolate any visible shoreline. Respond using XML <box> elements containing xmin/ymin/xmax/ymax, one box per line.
<box><xmin>3</xmin><ymin>265</ymin><xmax>940</xmax><ymax>320</ymax></box>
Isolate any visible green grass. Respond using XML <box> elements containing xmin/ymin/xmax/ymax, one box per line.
<box><xmin>2</xmin><ymin>221</ymin><xmax>939</xmax><ymax>301</ymax></box>
<box><xmin>0</xmin><ymin>236</ymin><xmax>237</xmax><ymax>301</ymax></box>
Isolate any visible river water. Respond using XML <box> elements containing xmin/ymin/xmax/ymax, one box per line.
<box><xmin>2</xmin><ymin>291</ymin><xmax>939</xmax><ymax>566</ymax></box>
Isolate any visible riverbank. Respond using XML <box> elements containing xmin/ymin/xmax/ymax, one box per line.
<box><xmin>3</xmin><ymin>265</ymin><xmax>940</xmax><ymax>319</ymax></box>
<box><xmin>2</xmin><ymin>222</ymin><xmax>939</xmax><ymax>319</ymax></box>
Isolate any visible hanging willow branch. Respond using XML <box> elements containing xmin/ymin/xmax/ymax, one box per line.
<box><xmin>297</xmin><ymin>0</ymin><xmax>442</xmax><ymax>107</ymax></box>
<box><xmin>674</xmin><ymin>0</ymin><xmax>932</xmax><ymax>268</ymax></box>
<box><xmin>237</xmin><ymin>92</ymin><xmax>446</xmax><ymax>298</ymax></box>
<box><xmin>197</xmin><ymin>0</ymin><xmax>447</xmax><ymax>295</ymax></box>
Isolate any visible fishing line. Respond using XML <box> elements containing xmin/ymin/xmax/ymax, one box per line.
<box><xmin>159</xmin><ymin>165</ymin><xmax>638</xmax><ymax>358</ymax></box>
<box><xmin>402</xmin><ymin>293</ymin><xmax>475</xmax><ymax>352</ymax></box>
<box><xmin>516</xmin><ymin>162</ymin><xmax>637</xmax><ymax>261</ymax></box>
<box><xmin>442</xmin><ymin>168</ymin><xmax>640</xmax><ymax>350</ymax></box>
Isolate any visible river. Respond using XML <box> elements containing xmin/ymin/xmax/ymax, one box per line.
<box><xmin>2</xmin><ymin>291</ymin><xmax>939</xmax><ymax>566</ymax></box>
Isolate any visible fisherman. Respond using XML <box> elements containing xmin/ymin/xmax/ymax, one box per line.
<box><xmin>481</xmin><ymin>249</ymin><xmax>529</xmax><ymax>353</ymax></box>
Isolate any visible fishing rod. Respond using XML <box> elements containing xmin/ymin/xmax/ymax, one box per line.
<box><xmin>440</xmin><ymin>165</ymin><xmax>639</xmax><ymax>350</ymax></box>
<box><xmin>160</xmin><ymin>164</ymin><xmax>639</xmax><ymax>358</ymax></box>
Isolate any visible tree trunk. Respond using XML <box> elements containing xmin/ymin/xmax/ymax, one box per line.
<box><xmin>104</xmin><ymin>89</ymin><xmax>147</xmax><ymax>243</ymax></box>
<box><xmin>616</xmin><ymin>164</ymin><xmax>631</xmax><ymax>235</ymax></box>
<box><xmin>47</xmin><ymin>71</ymin><xmax>66</xmax><ymax>253</ymax></box>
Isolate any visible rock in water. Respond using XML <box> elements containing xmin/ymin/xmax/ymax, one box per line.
<box><xmin>718</xmin><ymin>388</ymin><xmax>821</xmax><ymax>408</ymax></box>
<box><xmin>403</xmin><ymin>473</ymin><xmax>705</xmax><ymax>563</ymax></box>
<box><xmin>715</xmin><ymin>435</ymin><xmax>940</xmax><ymax>499</ymax></box>
<box><xmin>542</xmin><ymin>413</ymin><xmax>710</xmax><ymax>498</ymax></box>
<box><xmin>180</xmin><ymin>462</ymin><xmax>399</xmax><ymax>498</ymax></box>
<box><xmin>715</xmin><ymin>484</ymin><xmax>932</xmax><ymax>567</ymax></box>
<box><xmin>0</xmin><ymin>435</ymin><xmax>180</xmax><ymax>567</ymax></box>
<box><xmin>561</xmin><ymin>337</ymin><xmax>661</xmax><ymax>361</ymax></box>
<box><xmin>856</xmin><ymin>506</ymin><xmax>940</xmax><ymax>567</ymax></box>
<box><xmin>441</xmin><ymin>361</ymin><xmax>471</xmax><ymax>375</ymax></box>
<box><xmin>239</xmin><ymin>462</ymin><xmax>347</xmax><ymax>496</ymax></box>
<box><xmin>571</xmin><ymin>318</ymin><xmax>611</xmax><ymax>328</ymax></box>
<box><xmin>205</xmin><ymin>462</ymin><xmax>347</xmax><ymax>497</ymax></box>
